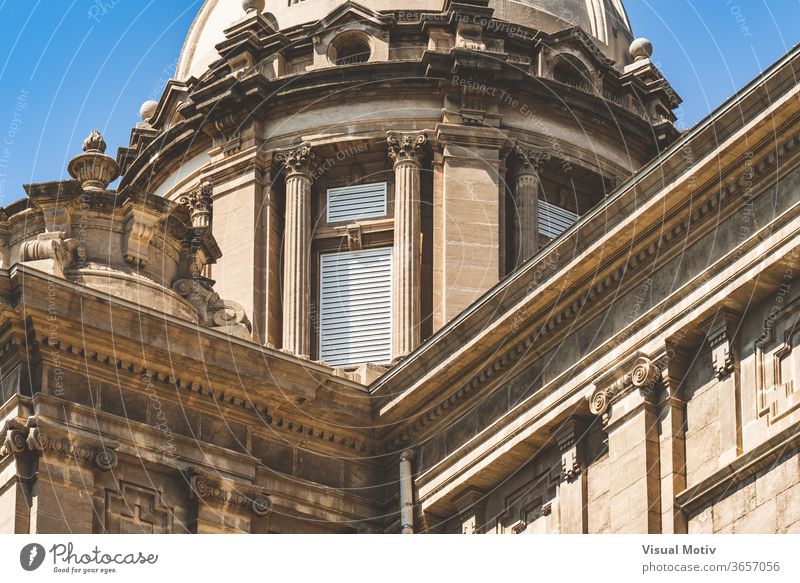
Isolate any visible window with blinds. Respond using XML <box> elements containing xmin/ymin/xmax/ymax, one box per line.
<box><xmin>538</xmin><ymin>200</ymin><xmax>580</xmax><ymax>240</ymax></box>
<box><xmin>326</xmin><ymin>182</ymin><xmax>388</xmax><ymax>223</ymax></box>
<box><xmin>319</xmin><ymin>247</ymin><xmax>393</xmax><ymax>367</ymax></box>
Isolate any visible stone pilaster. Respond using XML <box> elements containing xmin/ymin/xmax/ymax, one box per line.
<box><xmin>658</xmin><ymin>340</ymin><xmax>691</xmax><ymax>533</ymax></box>
<box><xmin>510</xmin><ymin>146</ymin><xmax>545</xmax><ymax>264</ymax></box>
<box><xmin>388</xmin><ymin>132</ymin><xmax>427</xmax><ymax>361</ymax></box>
<box><xmin>277</xmin><ymin>143</ymin><xmax>314</xmax><ymax>358</ymax></box>
<box><xmin>432</xmin><ymin>124</ymin><xmax>505</xmax><ymax>330</ymax></box>
<box><xmin>703</xmin><ymin>310</ymin><xmax>743</xmax><ymax>466</ymax></box>
<box><xmin>589</xmin><ymin>354</ymin><xmax>662</xmax><ymax>533</ymax></box>
<box><xmin>553</xmin><ymin>417</ymin><xmax>588</xmax><ymax>533</ymax></box>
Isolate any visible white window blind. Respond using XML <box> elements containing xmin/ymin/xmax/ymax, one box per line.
<box><xmin>538</xmin><ymin>200</ymin><xmax>579</xmax><ymax>240</ymax></box>
<box><xmin>319</xmin><ymin>247</ymin><xmax>392</xmax><ymax>367</ymax></box>
<box><xmin>326</xmin><ymin>182</ymin><xmax>387</xmax><ymax>223</ymax></box>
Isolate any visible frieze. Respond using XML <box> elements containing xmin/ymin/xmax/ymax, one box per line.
<box><xmin>33</xmin><ymin>333</ymin><xmax>367</xmax><ymax>453</ymax></box>
<box><xmin>186</xmin><ymin>467</ymin><xmax>272</xmax><ymax>517</ymax></box>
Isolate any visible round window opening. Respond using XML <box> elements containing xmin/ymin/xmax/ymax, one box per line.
<box><xmin>331</xmin><ymin>33</ymin><xmax>371</xmax><ymax>65</ymax></box>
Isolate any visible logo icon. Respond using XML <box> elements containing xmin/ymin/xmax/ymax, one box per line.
<box><xmin>19</xmin><ymin>543</ymin><xmax>46</xmax><ymax>571</ymax></box>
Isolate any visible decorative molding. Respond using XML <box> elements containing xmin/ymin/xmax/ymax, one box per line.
<box><xmin>186</xmin><ymin>467</ymin><xmax>272</xmax><ymax>517</ymax></box>
<box><xmin>755</xmin><ymin>296</ymin><xmax>800</xmax><ymax>425</ymax></box>
<box><xmin>385</xmin><ymin>129</ymin><xmax>800</xmax><ymax>451</ymax></box>
<box><xmin>707</xmin><ymin>324</ymin><xmax>735</xmax><ymax>380</ymax></box>
<box><xmin>123</xmin><ymin>208</ymin><xmax>158</xmax><ymax>267</ymax></box>
<box><xmin>33</xmin><ymin>334</ymin><xmax>368</xmax><ymax>453</ymax></box>
<box><xmin>20</xmin><ymin>237</ymin><xmax>68</xmax><ymax>265</ymax></box>
<box><xmin>553</xmin><ymin>418</ymin><xmax>587</xmax><ymax>483</ymax></box>
<box><xmin>0</xmin><ymin>417</ymin><xmax>118</xmax><ymax>471</ymax></box>
<box><xmin>676</xmin><ymin>418</ymin><xmax>800</xmax><ymax>513</ymax></box>
<box><xmin>387</xmin><ymin>132</ymin><xmax>428</xmax><ymax>167</ymax></box>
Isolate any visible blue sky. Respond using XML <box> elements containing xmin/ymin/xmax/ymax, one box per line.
<box><xmin>0</xmin><ymin>1</ymin><xmax>797</xmax><ymax>204</ymax></box>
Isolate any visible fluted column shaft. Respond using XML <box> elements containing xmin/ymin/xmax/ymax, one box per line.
<box><xmin>388</xmin><ymin>132</ymin><xmax>427</xmax><ymax>361</ymax></box>
<box><xmin>511</xmin><ymin>147</ymin><xmax>545</xmax><ymax>265</ymax></box>
<box><xmin>278</xmin><ymin>143</ymin><xmax>314</xmax><ymax>358</ymax></box>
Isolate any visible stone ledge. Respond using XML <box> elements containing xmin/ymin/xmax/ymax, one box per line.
<box><xmin>676</xmin><ymin>419</ymin><xmax>800</xmax><ymax>514</ymax></box>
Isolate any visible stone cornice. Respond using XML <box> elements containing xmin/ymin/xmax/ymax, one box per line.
<box><xmin>0</xmin><ymin>266</ymin><xmax>374</xmax><ymax>456</ymax></box>
<box><xmin>372</xmin><ymin>48</ymin><xmax>800</xmax><ymax>430</ymax></box>
<box><xmin>378</xmin><ymin>120</ymin><xmax>800</xmax><ymax>452</ymax></box>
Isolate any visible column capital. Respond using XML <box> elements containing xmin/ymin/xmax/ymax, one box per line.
<box><xmin>588</xmin><ymin>354</ymin><xmax>661</xmax><ymax>427</ymax></box>
<box><xmin>510</xmin><ymin>144</ymin><xmax>549</xmax><ymax>176</ymax></box>
<box><xmin>276</xmin><ymin>141</ymin><xmax>315</xmax><ymax>178</ymax></box>
<box><xmin>387</xmin><ymin>132</ymin><xmax>428</xmax><ymax>167</ymax></box>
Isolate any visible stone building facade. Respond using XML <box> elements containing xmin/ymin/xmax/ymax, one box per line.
<box><xmin>1</xmin><ymin>0</ymin><xmax>799</xmax><ymax>533</ymax></box>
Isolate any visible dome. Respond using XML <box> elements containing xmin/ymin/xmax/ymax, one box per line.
<box><xmin>175</xmin><ymin>0</ymin><xmax>634</xmax><ymax>81</ymax></box>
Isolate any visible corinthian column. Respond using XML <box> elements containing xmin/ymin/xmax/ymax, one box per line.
<box><xmin>276</xmin><ymin>142</ymin><xmax>315</xmax><ymax>358</ymax></box>
<box><xmin>387</xmin><ymin>132</ymin><xmax>427</xmax><ymax>361</ymax></box>
<box><xmin>510</xmin><ymin>147</ymin><xmax>546</xmax><ymax>264</ymax></box>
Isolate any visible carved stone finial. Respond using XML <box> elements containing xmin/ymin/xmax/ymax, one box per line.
<box><xmin>629</xmin><ymin>38</ymin><xmax>653</xmax><ymax>62</ymax></box>
<box><xmin>387</xmin><ymin>132</ymin><xmax>428</xmax><ymax>166</ymax></box>
<box><xmin>275</xmin><ymin>142</ymin><xmax>315</xmax><ymax>177</ymax></box>
<box><xmin>68</xmin><ymin>130</ymin><xmax>119</xmax><ymax>191</ymax></box>
<box><xmin>242</xmin><ymin>0</ymin><xmax>265</xmax><ymax>14</ymax></box>
<box><xmin>178</xmin><ymin>183</ymin><xmax>214</xmax><ymax>229</ymax></box>
<box><xmin>82</xmin><ymin>129</ymin><xmax>106</xmax><ymax>153</ymax></box>
<box><xmin>139</xmin><ymin>100</ymin><xmax>158</xmax><ymax>122</ymax></box>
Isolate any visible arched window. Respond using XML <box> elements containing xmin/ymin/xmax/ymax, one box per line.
<box><xmin>552</xmin><ymin>55</ymin><xmax>594</xmax><ymax>92</ymax></box>
<box><xmin>329</xmin><ymin>32</ymin><xmax>372</xmax><ymax>66</ymax></box>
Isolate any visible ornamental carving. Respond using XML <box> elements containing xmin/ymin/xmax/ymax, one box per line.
<box><xmin>0</xmin><ymin>418</ymin><xmax>118</xmax><ymax>472</ymax></box>
<box><xmin>510</xmin><ymin>146</ymin><xmax>550</xmax><ymax>176</ymax></box>
<box><xmin>0</xmin><ymin>418</ymin><xmax>41</xmax><ymax>457</ymax></box>
<box><xmin>186</xmin><ymin>468</ymin><xmax>272</xmax><ymax>517</ymax></box>
<box><xmin>554</xmin><ymin>419</ymin><xmax>586</xmax><ymax>483</ymax></box>
<box><xmin>67</xmin><ymin>130</ymin><xmax>119</xmax><ymax>191</ymax></box>
<box><xmin>755</xmin><ymin>297</ymin><xmax>800</xmax><ymax>425</ymax></box>
<box><xmin>123</xmin><ymin>210</ymin><xmax>157</xmax><ymax>267</ymax></box>
<box><xmin>178</xmin><ymin>183</ymin><xmax>213</xmax><ymax>229</ymax></box>
<box><xmin>387</xmin><ymin>132</ymin><xmax>428</xmax><ymax>166</ymax></box>
<box><xmin>708</xmin><ymin>326</ymin><xmax>735</xmax><ymax>380</ymax></box>
<box><xmin>172</xmin><ymin>277</ymin><xmax>251</xmax><ymax>334</ymax></box>
<box><xmin>275</xmin><ymin>142</ymin><xmax>315</xmax><ymax>177</ymax></box>
<box><xmin>588</xmin><ymin>356</ymin><xmax>660</xmax><ymax>420</ymax></box>
<box><xmin>21</xmin><ymin>237</ymin><xmax>68</xmax><ymax>265</ymax></box>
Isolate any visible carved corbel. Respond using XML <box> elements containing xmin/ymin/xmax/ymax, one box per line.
<box><xmin>708</xmin><ymin>325</ymin><xmax>735</xmax><ymax>380</ymax></box>
<box><xmin>346</xmin><ymin>223</ymin><xmax>362</xmax><ymax>251</ymax></box>
<box><xmin>0</xmin><ymin>417</ymin><xmax>43</xmax><ymax>458</ymax></box>
<box><xmin>123</xmin><ymin>206</ymin><xmax>160</xmax><ymax>267</ymax></box>
<box><xmin>553</xmin><ymin>417</ymin><xmax>587</xmax><ymax>483</ymax></box>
